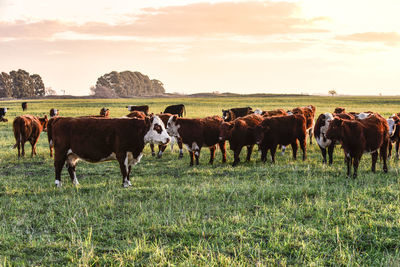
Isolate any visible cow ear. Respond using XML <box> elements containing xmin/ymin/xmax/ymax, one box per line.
<box><xmin>172</xmin><ymin>115</ymin><xmax>177</xmax><ymax>122</ymax></box>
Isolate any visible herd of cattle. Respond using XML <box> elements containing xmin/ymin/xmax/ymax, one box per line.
<box><xmin>1</xmin><ymin>102</ymin><xmax>399</xmax><ymax>187</ymax></box>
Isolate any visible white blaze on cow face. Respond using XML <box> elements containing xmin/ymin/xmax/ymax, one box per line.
<box><xmin>144</xmin><ymin>116</ymin><xmax>170</xmax><ymax>145</ymax></box>
<box><xmin>357</xmin><ymin>112</ymin><xmax>371</xmax><ymax>120</ymax></box>
<box><xmin>387</xmin><ymin>118</ymin><xmax>397</xmax><ymax>137</ymax></box>
<box><xmin>316</xmin><ymin>113</ymin><xmax>334</xmax><ymax>148</ymax></box>
<box><xmin>287</xmin><ymin>111</ymin><xmax>293</xmax><ymax>115</ymax></box>
<box><xmin>166</xmin><ymin>116</ymin><xmax>180</xmax><ymax>137</ymax></box>
<box><xmin>254</xmin><ymin>109</ymin><xmax>262</xmax><ymax>115</ymax></box>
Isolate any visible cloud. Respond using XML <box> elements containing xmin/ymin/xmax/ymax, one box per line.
<box><xmin>337</xmin><ymin>32</ymin><xmax>400</xmax><ymax>46</ymax></box>
<box><xmin>0</xmin><ymin>1</ymin><xmax>328</xmax><ymax>41</ymax></box>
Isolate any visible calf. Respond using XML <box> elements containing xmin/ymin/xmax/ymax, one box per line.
<box><xmin>21</xmin><ymin>102</ymin><xmax>27</xmax><ymax>111</ymax></box>
<box><xmin>163</xmin><ymin>104</ymin><xmax>186</xmax><ymax>117</ymax></box>
<box><xmin>387</xmin><ymin>115</ymin><xmax>400</xmax><ymax>159</ymax></box>
<box><xmin>50</xmin><ymin>108</ymin><xmax>59</xmax><ymax>118</ymax></box>
<box><xmin>167</xmin><ymin>115</ymin><xmax>226</xmax><ymax>166</ymax></box>
<box><xmin>255</xmin><ymin>115</ymin><xmax>307</xmax><ymax>163</ymax></box>
<box><xmin>326</xmin><ymin>114</ymin><xmax>389</xmax><ymax>178</ymax></box>
<box><xmin>288</xmin><ymin>105</ymin><xmax>316</xmax><ymax>145</ymax></box>
<box><xmin>126</xmin><ymin>105</ymin><xmax>149</xmax><ymax>115</ymax></box>
<box><xmin>222</xmin><ymin>107</ymin><xmax>252</xmax><ymax>122</ymax></box>
<box><xmin>314</xmin><ymin>112</ymin><xmax>354</xmax><ymax>164</ymax></box>
<box><xmin>100</xmin><ymin>107</ymin><xmax>109</xmax><ymax>117</ymax></box>
<box><xmin>219</xmin><ymin>114</ymin><xmax>263</xmax><ymax>166</ymax></box>
<box><xmin>13</xmin><ymin>115</ymin><xmax>48</xmax><ymax>157</ymax></box>
<box><xmin>52</xmin><ymin>116</ymin><xmax>170</xmax><ymax>187</ymax></box>
<box><xmin>0</xmin><ymin>107</ymin><xmax>9</xmax><ymax>122</ymax></box>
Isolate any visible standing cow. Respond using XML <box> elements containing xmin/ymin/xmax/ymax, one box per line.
<box><xmin>326</xmin><ymin>114</ymin><xmax>389</xmax><ymax>178</ymax></box>
<box><xmin>52</xmin><ymin>115</ymin><xmax>170</xmax><ymax>187</ymax></box>
<box><xmin>13</xmin><ymin>115</ymin><xmax>48</xmax><ymax>157</ymax></box>
<box><xmin>163</xmin><ymin>104</ymin><xmax>186</xmax><ymax>117</ymax></box>
<box><xmin>50</xmin><ymin>108</ymin><xmax>59</xmax><ymax>118</ymax></box>
<box><xmin>21</xmin><ymin>102</ymin><xmax>27</xmax><ymax>111</ymax></box>
<box><xmin>255</xmin><ymin>115</ymin><xmax>307</xmax><ymax>163</ymax></box>
<box><xmin>0</xmin><ymin>107</ymin><xmax>9</xmax><ymax>122</ymax></box>
<box><xmin>288</xmin><ymin>105</ymin><xmax>316</xmax><ymax>145</ymax></box>
<box><xmin>126</xmin><ymin>105</ymin><xmax>149</xmax><ymax>115</ymax></box>
<box><xmin>387</xmin><ymin>115</ymin><xmax>400</xmax><ymax>159</ymax></box>
<box><xmin>219</xmin><ymin>114</ymin><xmax>263</xmax><ymax>166</ymax></box>
<box><xmin>222</xmin><ymin>107</ymin><xmax>252</xmax><ymax>122</ymax></box>
<box><xmin>167</xmin><ymin>115</ymin><xmax>226</xmax><ymax>166</ymax></box>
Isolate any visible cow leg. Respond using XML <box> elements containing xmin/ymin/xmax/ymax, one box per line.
<box><xmin>309</xmin><ymin>128</ymin><xmax>313</xmax><ymax>145</ymax></box>
<box><xmin>388</xmin><ymin>142</ymin><xmax>393</xmax><ymax>159</ymax></box>
<box><xmin>157</xmin><ymin>144</ymin><xmax>167</xmax><ymax>158</ymax></box>
<box><xmin>67</xmin><ymin>165</ymin><xmax>79</xmax><ymax>185</ymax></box>
<box><xmin>232</xmin><ymin>147</ymin><xmax>242</xmax><ymax>167</ymax></box>
<box><xmin>21</xmin><ymin>139</ymin><xmax>25</xmax><ymax>157</ymax></box>
<box><xmin>246</xmin><ymin>145</ymin><xmax>254</xmax><ymax>162</ymax></box>
<box><xmin>150</xmin><ymin>143</ymin><xmax>155</xmax><ymax>156</ymax></box>
<box><xmin>299</xmin><ymin>137</ymin><xmax>307</xmax><ymax>161</ymax></box>
<box><xmin>54</xmin><ymin>153</ymin><xmax>67</xmax><ymax>187</ymax></box>
<box><xmin>117</xmin><ymin>154</ymin><xmax>131</xmax><ymax>187</ymax></box>
<box><xmin>319</xmin><ymin>146</ymin><xmax>327</xmax><ymax>164</ymax></box>
<box><xmin>371</xmin><ymin>151</ymin><xmax>378</xmax><ymax>173</ymax></box>
<box><xmin>291</xmin><ymin>141</ymin><xmax>298</xmax><ymax>160</ymax></box>
<box><xmin>395</xmin><ymin>141</ymin><xmax>400</xmax><ymax>160</ymax></box>
<box><xmin>270</xmin><ymin>145</ymin><xmax>277</xmax><ymax>163</ymax></box>
<box><xmin>16</xmin><ymin>140</ymin><xmax>21</xmax><ymax>158</ymax></box>
<box><xmin>189</xmin><ymin>150</ymin><xmax>194</xmax><ymax>166</ymax></box>
<box><xmin>49</xmin><ymin>144</ymin><xmax>53</xmax><ymax>158</ymax></box>
<box><xmin>353</xmin><ymin>156</ymin><xmax>361</xmax><ymax>179</ymax></box>
<box><xmin>209</xmin><ymin>145</ymin><xmax>216</xmax><ymax>164</ymax></box>
<box><xmin>328</xmin><ymin>143</ymin><xmax>335</xmax><ymax>165</ymax></box>
<box><xmin>345</xmin><ymin>154</ymin><xmax>351</xmax><ymax>178</ymax></box>
<box><xmin>178</xmin><ymin>139</ymin><xmax>184</xmax><ymax>159</ymax></box>
<box><xmin>381</xmin><ymin>139</ymin><xmax>389</xmax><ymax>173</ymax></box>
<box><xmin>194</xmin><ymin>148</ymin><xmax>201</xmax><ymax>165</ymax></box>
<box><xmin>260</xmin><ymin>146</ymin><xmax>268</xmax><ymax>163</ymax></box>
<box><xmin>219</xmin><ymin>141</ymin><xmax>227</xmax><ymax>163</ymax></box>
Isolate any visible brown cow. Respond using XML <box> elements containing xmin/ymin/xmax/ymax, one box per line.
<box><xmin>314</xmin><ymin>112</ymin><xmax>355</xmax><ymax>164</ymax></box>
<box><xmin>50</xmin><ymin>108</ymin><xmax>59</xmax><ymax>118</ymax></box>
<box><xmin>334</xmin><ymin>107</ymin><xmax>346</xmax><ymax>114</ymax></box>
<box><xmin>288</xmin><ymin>105</ymin><xmax>316</xmax><ymax>145</ymax></box>
<box><xmin>13</xmin><ymin>115</ymin><xmax>48</xmax><ymax>157</ymax></box>
<box><xmin>254</xmin><ymin>115</ymin><xmax>307</xmax><ymax>163</ymax></box>
<box><xmin>126</xmin><ymin>105</ymin><xmax>149</xmax><ymax>115</ymax></box>
<box><xmin>219</xmin><ymin>114</ymin><xmax>263</xmax><ymax>166</ymax></box>
<box><xmin>254</xmin><ymin>108</ymin><xmax>287</xmax><ymax>117</ymax></box>
<box><xmin>100</xmin><ymin>107</ymin><xmax>109</xmax><ymax>117</ymax></box>
<box><xmin>325</xmin><ymin>114</ymin><xmax>389</xmax><ymax>178</ymax></box>
<box><xmin>52</xmin><ymin>115</ymin><xmax>170</xmax><ymax>187</ymax></box>
<box><xmin>126</xmin><ymin>111</ymin><xmax>184</xmax><ymax>158</ymax></box>
<box><xmin>222</xmin><ymin>107</ymin><xmax>252</xmax><ymax>122</ymax></box>
<box><xmin>167</xmin><ymin>115</ymin><xmax>226</xmax><ymax>166</ymax></box>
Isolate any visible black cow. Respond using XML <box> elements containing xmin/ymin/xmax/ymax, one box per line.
<box><xmin>222</xmin><ymin>107</ymin><xmax>252</xmax><ymax>122</ymax></box>
<box><xmin>22</xmin><ymin>102</ymin><xmax>27</xmax><ymax>111</ymax></box>
<box><xmin>163</xmin><ymin>104</ymin><xmax>186</xmax><ymax>117</ymax></box>
<box><xmin>126</xmin><ymin>105</ymin><xmax>149</xmax><ymax>115</ymax></box>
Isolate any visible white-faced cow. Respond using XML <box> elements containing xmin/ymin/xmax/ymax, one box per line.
<box><xmin>52</xmin><ymin>115</ymin><xmax>170</xmax><ymax>187</ymax></box>
<box><xmin>50</xmin><ymin>108</ymin><xmax>59</xmax><ymax>118</ymax></box>
<box><xmin>0</xmin><ymin>107</ymin><xmax>9</xmax><ymax>122</ymax></box>
<box><xmin>387</xmin><ymin>115</ymin><xmax>400</xmax><ymax>159</ymax></box>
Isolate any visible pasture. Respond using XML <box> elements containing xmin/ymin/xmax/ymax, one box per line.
<box><xmin>1</xmin><ymin>96</ymin><xmax>400</xmax><ymax>266</ymax></box>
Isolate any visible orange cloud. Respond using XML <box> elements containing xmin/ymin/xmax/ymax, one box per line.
<box><xmin>0</xmin><ymin>1</ymin><xmax>328</xmax><ymax>40</ymax></box>
<box><xmin>337</xmin><ymin>32</ymin><xmax>400</xmax><ymax>46</ymax></box>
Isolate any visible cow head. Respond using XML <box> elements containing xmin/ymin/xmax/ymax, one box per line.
<box><xmin>387</xmin><ymin>116</ymin><xmax>399</xmax><ymax>137</ymax></box>
<box><xmin>166</xmin><ymin>115</ymin><xmax>180</xmax><ymax>137</ymax></box>
<box><xmin>39</xmin><ymin>115</ymin><xmax>49</xmax><ymax>132</ymax></box>
<box><xmin>334</xmin><ymin>107</ymin><xmax>345</xmax><ymax>114</ymax></box>
<box><xmin>325</xmin><ymin>118</ymin><xmax>343</xmax><ymax>140</ymax></box>
<box><xmin>219</xmin><ymin>121</ymin><xmax>235</xmax><ymax>141</ymax></box>
<box><xmin>357</xmin><ymin>112</ymin><xmax>372</xmax><ymax>120</ymax></box>
<box><xmin>254</xmin><ymin>119</ymin><xmax>271</xmax><ymax>144</ymax></box>
<box><xmin>50</xmin><ymin>108</ymin><xmax>59</xmax><ymax>118</ymax></box>
<box><xmin>222</xmin><ymin>109</ymin><xmax>230</xmax><ymax>121</ymax></box>
<box><xmin>100</xmin><ymin>107</ymin><xmax>110</xmax><ymax>117</ymax></box>
<box><xmin>144</xmin><ymin>115</ymin><xmax>170</xmax><ymax>145</ymax></box>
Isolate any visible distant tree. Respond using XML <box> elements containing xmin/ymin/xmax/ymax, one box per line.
<box><xmin>45</xmin><ymin>87</ymin><xmax>57</xmax><ymax>96</ymax></box>
<box><xmin>1</xmin><ymin>69</ymin><xmax>46</xmax><ymax>98</ymax></box>
<box><xmin>328</xmin><ymin>90</ymin><xmax>337</xmax><ymax>97</ymax></box>
<box><xmin>95</xmin><ymin>70</ymin><xmax>165</xmax><ymax>97</ymax></box>
<box><xmin>0</xmin><ymin>72</ymin><xmax>13</xmax><ymax>97</ymax></box>
<box><xmin>31</xmin><ymin>74</ymin><xmax>45</xmax><ymax>96</ymax></box>
<box><xmin>91</xmin><ymin>85</ymin><xmax>117</xmax><ymax>98</ymax></box>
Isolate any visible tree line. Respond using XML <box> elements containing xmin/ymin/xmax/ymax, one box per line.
<box><xmin>0</xmin><ymin>69</ymin><xmax>45</xmax><ymax>98</ymax></box>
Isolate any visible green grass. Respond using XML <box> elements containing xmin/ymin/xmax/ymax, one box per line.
<box><xmin>1</xmin><ymin>96</ymin><xmax>400</xmax><ymax>266</ymax></box>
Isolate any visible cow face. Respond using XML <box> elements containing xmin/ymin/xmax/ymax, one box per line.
<box><xmin>334</xmin><ymin>107</ymin><xmax>345</xmax><ymax>114</ymax></box>
<box><xmin>50</xmin><ymin>108</ymin><xmax>59</xmax><ymax>118</ymax></box>
<box><xmin>387</xmin><ymin>117</ymin><xmax>397</xmax><ymax>137</ymax></box>
<box><xmin>222</xmin><ymin>110</ymin><xmax>230</xmax><ymax>121</ymax></box>
<box><xmin>166</xmin><ymin>115</ymin><xmax>180</xmax><ymax>137</ymax></box>
<box><xmin>39</xmin><ymin>115</ymin><xmax>49</xmax><ymax>132</ymax></box>
<box><xmin>357</xmin><ymin>112</ymin><xmax>372</xmax><ymax>120</ymax></box>
<box><xmin>219</xmin><ymin>122</ymin><xmax>234</xmax><ymax>141</ymax></box>
<box><xmin>325</xmin><ymin>118</ymin><xmax>343</xmax><ymax>140</ymax></box>
<box><xmin>144</xmin><ymin>115</ymin><xmax>170</xmax><ymax>145</ymax></box>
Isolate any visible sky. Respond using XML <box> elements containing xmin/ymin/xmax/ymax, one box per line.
<box><xmin>0</xmin><ymin>0</ymin><xmax>399</xmax><ymax>96</ymax></box>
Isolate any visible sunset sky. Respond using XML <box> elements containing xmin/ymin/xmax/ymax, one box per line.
<box><xmin>0</xmin><ymin>0</ymin><xmax>399</xmax><ymax>95</ymax></box>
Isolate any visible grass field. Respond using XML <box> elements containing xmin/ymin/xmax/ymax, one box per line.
<box><xmin>1</xmin><ymin>96</ymin><xmax>400</xmax><ymax>266</ymax></box>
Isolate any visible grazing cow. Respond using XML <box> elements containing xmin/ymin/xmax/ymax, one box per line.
<box><xmin>126</xmin><ymin>105</ymin><xmax>149</xmax><ymax>115</ymax></box>
<box><xmin>167</xmin><ymin>115</ymin><xmax>226</xmax><ymax>166</ymax></box>
<box><xmin>163</xmin><ymin>104</ymin><xmax>186</xmax><ymax>117</ymax></box>
<box><xmin>314</xmin><ymin>112</ymin><xmax>354</xmax><ymax>164</ymax></box>
<box><xmin>325</xmin><ymin>114</ymin><xmax>389</xmax><ymax>178</ymax></box>
<box><xmin>13</xmin><ymin>115</ymin><xmax>48</xmax><ymax>157</ymax></box>
<box><xmin>21</xmin><ymin>102</ymin><xmax>27</xmax><ymax>111</ymax></box>
<box><xmin>387</xmin><ymin>115</ymin><xmax>400</xmax><ymax>159</ymax></box>
<box><xmin>288</xmin><ymin>105</ymin><xmax>316</xmax><ymax>145</ymax></box>
<box><xmin>100</xmin><ymin>107</ymin><xmax>110</xmax><ymax>117</ymax></box>
<box><xmin>254</xmin><ymin>108</ymin><xmax>288</xmax><ymax>117</ymax></box>
<box><xmin>52</xmin><ymin>115</ymin><xmax>170</xmax><ymax>187</ymax></box>
<box><xmin>126</xmin><ymin>110</ymin><xmax>146</xmax><ymax>119</ymax></box>
<box><xmin>255</xmin><ymin>115</ymin><xmax>307</xmax><ymax>163</ymax></box>
<box><xmin>334</xmin><ymin>107</ymin><xmax>346</xmax><ymax>114</ymax></box>
<box><xmin>50</xmin><ymin>108</ymin><xmax>59</xmax><ymax>118</ymax></box>
<box><xmin>0</xmin><ymin>107</ymin><xmax>9</xmax><ymax>122</ymax></box>
<box><xmin>219</xmin><ymin>114</ymin><xmax>263</xmax><ymax>166</ymax></box>
<box><xmin>222</xmin><ymin>107</ymin><xmax>252</xmax><ymax>122</ymax></box>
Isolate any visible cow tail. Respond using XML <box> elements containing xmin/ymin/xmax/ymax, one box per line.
<box><xmin>12</xmin><ymin>119</ymin><xmax>22</xmax><ymax>149</ymax></box>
